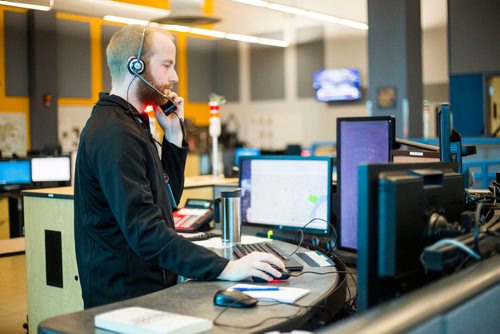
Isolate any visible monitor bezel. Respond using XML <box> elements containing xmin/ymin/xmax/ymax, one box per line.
<box><xmin>336</xmin><ymin>116</ymin><xmax>396</xmax><ymax>252</ymax></box>
<box><xmin>238</xmin><ymin>155</ymin><xmax>332</xmax><ymax>235</ymax></box>
<box><xmin>234</xmin><ymin>147</ymin><xmax>261</xmax><ymax>166</ymax></box>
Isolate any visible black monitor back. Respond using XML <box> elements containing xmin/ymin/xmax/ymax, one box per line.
<box><xmin>357</xmin><ymin>162</ymin><xmax>464</xmax><ymax>311</ymax></box>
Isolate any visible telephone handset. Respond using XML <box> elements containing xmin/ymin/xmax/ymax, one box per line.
<box><xmin>173</xmin><ymin>199</ymin><xmax>214</xmax><ymax>232</ymax></box>
<box><xmin>160</xmin><ymin>98</ymin><xmax>177</xmax><ymax>116</ymax></box>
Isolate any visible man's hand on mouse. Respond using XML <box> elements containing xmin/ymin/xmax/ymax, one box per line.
<box><xmin>217</xmin><ymin>252</ymin><xmax>285</xmax><ymax>282</ymax></box>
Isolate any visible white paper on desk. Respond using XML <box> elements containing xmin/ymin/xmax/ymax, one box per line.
<box><xmin>192</xmin><ymin>235</ymin><xmax>269</xmax><ymax>249</ymax></box>
<box><xmin>94</xmin><ymin>306</ymin><xmax>212</xmax><ymax>334</ymax></box>
<box><xmin>229</xmin><ymin>284</ymin><xmax>309</xmax><ymax>303</ymax></box>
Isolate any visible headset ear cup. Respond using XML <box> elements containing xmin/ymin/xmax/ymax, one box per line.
<box><xmin>128</xmin><ymin>57</ymin><xmax>145</xmax><ymax>74</ymax></box>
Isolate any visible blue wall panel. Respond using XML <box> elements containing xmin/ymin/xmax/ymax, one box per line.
<box><xmin>449</xmin><ymin>74</ymin><xmax>484</xmax><ymax>136</ymax></box>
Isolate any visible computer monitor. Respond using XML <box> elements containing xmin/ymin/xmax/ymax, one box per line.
<box><xmin>239</xmin><ymin>156</ymin><xmax>332</xmax><ymax>235</ymax></box>
<box><xmin>234</xmin><ymin>147</ymin><xmax>261</xmax><ymax>166</ymax></box>
<box><xmin>357</xmin><ymin>161</ymin><xmax>462</xmax><ymax>311</ymax></box>
<box><xmin>31</xmin><ymin>156</ymin><xmax>71</xmax><ymax>182</ymax></box>
<box><xmin>336</xmin><ymin>116</ymin><xmax>395</xmax><ymax>252</ymax></box>
<box><xmin>0</xmin><ymin>159</ymin><xmax>31</xmax><ymax>185</ymax></box>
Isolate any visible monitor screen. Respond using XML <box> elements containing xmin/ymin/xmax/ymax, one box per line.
<box><xmin>239</xmin><ymin>156</ymin><xmax>332</xmax><ymax>234</ymax></box>
<box><xmin>356</xmin><ymin>162</ymin><xmax>462</xmax><ymax>311</ymax></box>
<box><xmin>337</xmin><ymin>116</ymin><xmax>395</xmax><ymax>251</ymax></box>
<box><xmin>234</xmin><ymin>147</ymin><xmax>261</xmax><ymax>166</ymax></box>
<box><xmin>313</xmin><ymin>68</ymin><xmax>362</xmax><ymax>102</ymax></box>
<box><xmin>31</xmin><ymin>156</ymin><xmax>71</xmax><ymax>182</ymax></box>
<box><xmin>0</xmin><ymin>159</ymin><xmax>31</xmax><ymax>185</ymax></box>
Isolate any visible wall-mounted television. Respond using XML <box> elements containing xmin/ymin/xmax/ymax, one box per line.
<box><xmin>313</xmin><ymin>68</ymin><xmax>362</xmax><ymax>102</ymax></box>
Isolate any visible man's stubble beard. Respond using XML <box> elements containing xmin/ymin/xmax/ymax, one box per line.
<box><xmin>136</xmin><ymin>69</ymin><xmax>171</xmax><ymax>106</ymax></box>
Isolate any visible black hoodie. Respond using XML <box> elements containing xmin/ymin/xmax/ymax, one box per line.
<box><xmin>74</xmin><ymin>93</ymin><xmax>228</xmax><ymax>308</ymax></box>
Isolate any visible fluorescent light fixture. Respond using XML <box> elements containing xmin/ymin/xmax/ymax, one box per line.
<box><xmin>190</xmin><ymin>28</ymin><xmax>226</xmax><ymax>39</ymax></box>
<box><xmin>232</xmin><ymin>0</ymin><xmax>368</xmax><ymax>30</ymax></box>
<box><xmin>267</xmin><ymin>3</ymin><xmax>306</xmax><ymax>16</ymax></box>
<box><xmin>232</xmin><ymin>0</ymin><xmax>267</xmax><ymax>7</ymax></box>
<box><xmin>160</xmin><ymin>24</ymin><xmax>190</xmax><ymax>33</ymax></box>
<box><xmin>304</xmin><ymin>11</ymin><xmax>340</xmax><ymax>24</ymax></box>
<box><xmin>104</xmin><ymin>15</ymin><xmax>149</xmax><ymax>26</ymax></box>
<box><xmin>226</xmin><ymin>33</ymin><xmax>259</xmax><ymax>43</ymax></box>
<box><xmin>338</xmin><ymin>19</ymin><xmax>368</xmax><ymax>30</ymax></box>
<box><xmin>257</xmin><ymin>37</ymin><xmax>289</xmax><ymax>47</ymax></box>
<box><xmin>0</xmin><ymin>0</ymin><xmax>52</xmax><ymax>11</ymax></box>
<box><xmin>102</xmin><ymin>16</ymin><xmax>288</xmax><ymax>47</ymax></box>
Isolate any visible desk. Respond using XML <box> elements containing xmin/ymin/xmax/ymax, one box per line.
<box><xmin>38</xmin><ymin>240</ymin><xmax>346</xmax><ymax>334</ymax></box>
<box><xmin>180</xmin><ymin>175</ymin><xmax>238</xmax><ymax>207</ymax></box>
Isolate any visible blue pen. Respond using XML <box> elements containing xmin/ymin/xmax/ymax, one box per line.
<box><xmin>233</xmin><ymin>287</ymin><xmax>280</xmax><ymax>292</ymax></box>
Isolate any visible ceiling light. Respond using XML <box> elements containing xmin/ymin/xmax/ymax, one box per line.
<box><xmin>267</xmin><ymin>3</ymin><xmax>306</xmax><ymax>16</ymax></box>
<box><xmin>104</xmin><ymin>16</ymin><xmax>149</xmax><ymax>26</ymax></box>
<box><xmin>232</xmin><ymin>0</ymin><xmax>267</xmax><ymax>7</ymax></box>
<box><xmin>304</xmin><ymin>11</ymin><xmax>340</xmax><ymax>24</ymax></box>
<box><xmin>160</xmin><ymin>24</ymin><xmax>191</xmax><ymax>33</ymax></box>
<box><xmin>338</xmin><ymin>19</ymin><xmax>368</xmax><ymax>30</ymax></box>
<box><xmin>190</xmin><ymin>28</ymin><xmax>226</xmax><ymax>38</ymax></box>
<box><xmin>257</xmin><ymin>37</ymin><xmax>289</xmax><ymax>47</ymax></box>
<box><xmin>0</xmin><ymin>0</ymin><xmax>52</xmax><ymax>11</ymax></box>
<box><xmin>232</xmin><ymin>0</ymin><xmax>368</xmax><ymax>30</ymax></box>
<box><xmin>102</xmin><ymin>16</ymin><xmax>288</xmax><ymax>47</ymax></box>
<box><xmin>225</xmin><ymin>33</ymin><xmax>259</xmax><ymax>43</ymax></box>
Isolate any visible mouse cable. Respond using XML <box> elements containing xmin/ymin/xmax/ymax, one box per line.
<box><xmin>290</xmin><ymin>269</ymin><xmax>349</xmax><ymax>277</ymax></box>
<box><xmin>213</xmin><ymin>298</ymin><xmax>335</xmax><ymax>329</ymax></box>
<box><xmin>212</xmin><ymin>304</ymin><xmax>303</xmax><ymax>329</ymax></box>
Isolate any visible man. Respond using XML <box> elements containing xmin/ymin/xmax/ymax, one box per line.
<box><xmin>74</xmin><ymin>24</ymin><xmax>284</xmax><ymax>309</ymax></box>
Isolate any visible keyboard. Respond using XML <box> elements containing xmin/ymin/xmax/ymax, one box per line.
<box><xmin>184</xmin><ymin>231</ymin><xmax>221</xmax><ymax>241</ymax></box>
<box><xmin>233</xmin><ymin>242</ymin><xmax>304</xmax><ymax>271</ymax></box>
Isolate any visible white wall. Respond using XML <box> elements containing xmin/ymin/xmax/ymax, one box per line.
<box><xmin>423</xmin><ymin>27</ymin><xmax>448</xmax><ymax>84</ymax></box>
<box><xmin>57</xmin><ymin>105</ymin><xmax>92</xmax><ymax>153</ymax></box>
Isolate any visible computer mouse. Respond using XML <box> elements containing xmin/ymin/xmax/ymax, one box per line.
<box><xmin>213</xmin><ymin>289</ymin><xmax>258</xmax><ymax>308</ymax></box>
<box><xmin>252</xmin><ymin>268</ymin><xmax>291</xmax><ymax>283</ymax></box>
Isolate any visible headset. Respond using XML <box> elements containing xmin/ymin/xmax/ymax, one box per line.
<box><xmin>127</xmin><ymin>27</ymin><xmax>177</xmax><ymax>116</ymax></box>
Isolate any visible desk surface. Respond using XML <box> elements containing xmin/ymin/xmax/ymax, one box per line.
<box><xmin>38</xmin><ymin>240</ymin><xmax>344</xmax><ymax>334</ymax></box>
<box><xmin>21</xmin><ymin>176</ymin><xmax>238</xmax><ymax>200</ymax></box>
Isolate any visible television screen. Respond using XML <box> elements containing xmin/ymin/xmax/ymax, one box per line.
<box><xmin>313</xmin><ymin>68</ymin><xmax>362</xmax><ymax>102</ymax></box>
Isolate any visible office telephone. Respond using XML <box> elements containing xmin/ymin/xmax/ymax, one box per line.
<box><xmin>173</xmin><ymin>199</ymin><xmax>214</xmax><ymax>232</ymax></box>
